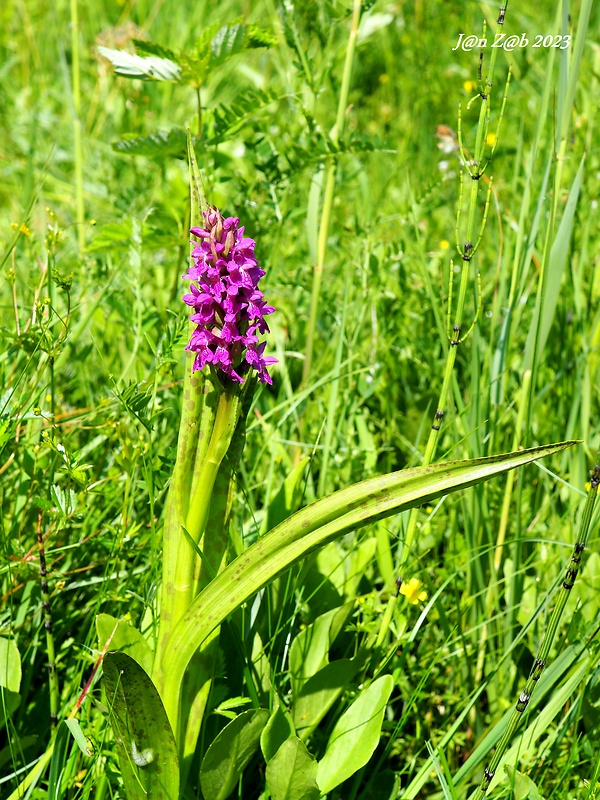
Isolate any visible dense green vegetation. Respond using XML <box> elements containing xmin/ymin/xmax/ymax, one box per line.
<box><xmin>1</xmin><ymin>0</ymin><xmax>599</xmax><ymax>798</ymax></box>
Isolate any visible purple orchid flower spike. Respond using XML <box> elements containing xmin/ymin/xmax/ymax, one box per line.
<box><xmin>182</xmin><ymin>207</ymin><xmax>277</xmax><ymax>385</ymax></box>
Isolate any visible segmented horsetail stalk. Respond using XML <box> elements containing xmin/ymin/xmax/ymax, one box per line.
<box><xmin>398</xmin><ymin>3</ymin><xmax>511</xmax><ymax>575</ymax></box>
<box><xmin>36</xmin><ymin>510</ymin><xmax>59</xmax><ymax>727</ymax></box>
<box><xmin>471</xmin><ymin>461</ymin><xmax>600</xmax><ymax>799</ymax></box>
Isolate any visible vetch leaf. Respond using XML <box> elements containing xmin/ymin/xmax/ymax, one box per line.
<box><xmin>161</xmin><ymin>442</ymin><xmax>577</xmax><ymax>730</ymax></box>
<box><xmin>113</xmin><ymin>128</ymin><xmax>192</xmax><ymax>159</ymax></box>
<box><xmin>200</xmin><ymin>708</ymin><xmax>269</xmax><ymax>800</ymax></box>
<box><xmin>103</xmin><ymin>652</ymin><xmax>179</xmax><ymax>800</ymax></box>
<box><xmin>266</xmin><ymin>736</ymin><xmax>320</xmax><ymax>800</ymax></box>
<box><xmin>131</xmin><ymin>39</ymin><xmax>180</xmax><ymax>62</ymax></box>
<box><xmin>208</xmin><ymin>23</ymin><xmax>276</xmax><ymax>68</ymax></box>
<box><xmin>316</xmin><ymin>674</ymin><xmax>394</xmax><ymax>793</ymax></box>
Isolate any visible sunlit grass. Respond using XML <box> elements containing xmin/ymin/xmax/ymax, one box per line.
<box><xmin>1</xmin><ymin>0</ymin><xmax>599</xmax><ymax>798</ymax></box>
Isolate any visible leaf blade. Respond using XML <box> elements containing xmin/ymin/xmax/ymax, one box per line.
<box><xmin>162</xmin><ymin>442</ymin><xmax>577</xmax><ymax>722</ymax></box>
<box><xmin>316</xmin><ymin>674</ymin><xmax>394</xmax><ymax>793</ymax></box>
<box><xmin>103</xmin><ymin>652</ymin><xmax>179</xmax><ymax>800</ymax></box>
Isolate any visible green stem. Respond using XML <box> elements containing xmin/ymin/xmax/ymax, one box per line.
<box><xmin>166</xmin><ymin>388</ymin><xmax>240</xmax><ymax>651</ymax></box>
<box><xmin>153</xmin><ymin>362</ymin><xmax>208</xmax><ymax>689</ymax></box>
<box><xmin>302</xmin><ymin>0</ymin><xmax>361</xmax><ymax>384</ymax></box>
<box><xmin>399</xmin><ymin>11</ymin><xmax>504</xmax><ymax>572</ymax></box>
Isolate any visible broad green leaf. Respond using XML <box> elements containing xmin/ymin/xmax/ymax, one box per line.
<box><xmin>266</xmin><ymin>736</ymin><xmax>320</xmax><ymax>800</ymax></box>
<box><xmin>504</xmin><ymin>766</ymin><xmax>545</xmax><ymax>800</ymax></box>
<box><xmin>293</xmin><ymin>658</ymin><xmax>362</xmax><ymax>740</ymax></box>
<box><xmin>261</xmin><ymin>702</ymin><xmax>294</xmax><ymax>761</ymax></box>
<box><xmin>316</xmin><ymin>674</ymin><xmax>394</xmax><ymax>793</ymax></box>
<box><xmin>113</xmin><ymin>129</ymin><xmax>190</xmax><ymax>159</ymax></box>
<box><xmin>289</xmin><ymin>603</ymin><xmax>352</xmax><ymax>697</ymax></box>
<box><xmin>0</xmin><ymin>638</ymin><xmax>22</xmax><ymax>727</ymax></box>
<box><xmin>160</xmin><ymin>441</ymin><xmax>576</xmax><ymax>723</ymax></box>
<box><xmin>97</xmin><ymin>46</ymin><xmax>181</xmax><ymax>81</ymax></box>
<box><xmin>86</xmin><ymin>221</ymin><xmax>132</xmax><ymax>252</ymax></box>
<box><xmin>103</xmin><ymin>652</ymin><xmax>179</xmax><ymax>800</ymax></box>
<box><xmin>96</xmin><ymin>614</ymin><xmax>154</xmax><ymax>676</ymax></box>
<box><xmin>200</xmin><ymin>709</ymin><xmax>269</xmax><ymax>800</ymax></box>
<box><xmin>0</xmin><ymin>637</ymin><xmax>21</xmax><ymax>693</ymax></box>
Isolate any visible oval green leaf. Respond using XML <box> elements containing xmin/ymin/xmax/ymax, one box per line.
<box><xmin>97</xmin><ymin>614</ymin><xmax>154</xmax><ymax>676</ymax></box>
<box><xmin>293</xmin><ymin>658</ymin><xmax>362</xmax><ymax>740</ymax></box>
<box><xmin>200</xmin><ymin>708</ymin><xmax>269</xmax><ymax>800</ymax></box>
<box><xmin>0</xmin><ymin>637</ymin><xmax>21</xmax><ymax>693</ymax></box>
<box><xmin>266</xmin><ymin>736</ymin><xmax>320</xmax><ymax>800</ymax></box>
<box><xmin>316</xmin><ymin>674</ymin><xmax>394</xmax><ymax>794</ymax></box>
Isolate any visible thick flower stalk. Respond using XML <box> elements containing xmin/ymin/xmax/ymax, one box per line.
<box><xmin>183</xmin><ymin>208</ymin><xmax>277</xmax><ymax>385</ymax></box>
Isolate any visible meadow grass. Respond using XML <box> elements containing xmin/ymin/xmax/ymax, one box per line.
<box><xmin>1</xmin><ymin>1</ymin><xmax>600</xmax><ymax>798</ymax></box>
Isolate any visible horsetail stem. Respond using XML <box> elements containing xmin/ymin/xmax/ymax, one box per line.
<box><xmin>36</xmin><ymin>511</ymin><xmax>59</xmax><ymax>727</ymax></box>
<box><xmin>471</xmin><ymin>461</ymin><xmax>600</xmax><ymax>798</ymax></box>
<box><xmin>399</xmin><ymin>4</ymin><xmax>510</xmax><ymax>572</ymax></box>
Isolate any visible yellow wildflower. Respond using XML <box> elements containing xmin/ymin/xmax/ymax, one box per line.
<box><xmin>399</xmin><ymin>577</ymin><xmax>428</xmax><ymax>605</ymax></box>
<box><xmin>486</xmin><ymin>133</ymin><xmax>497</xmax><ymax>147</ymax></box>
<box><xmin>463</xmin><ymin>80</ymin><xmax>477</xmax><ymax>93</ymax></box>
<box><xmin>19</xmin><ymin>222</ymin><xmax>32</xmax><ymax>237</ymax></box>
<box><xmin>439</xmin><ymin>240</ymin><xmax>450</xmax><ymax>251</ymax></box>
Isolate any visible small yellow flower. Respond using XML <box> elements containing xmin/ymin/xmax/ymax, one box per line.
<box><xmin>463</xmin><ymin>80</ymin><xmax>477</xmax><ymax>93</ymax></box>
<box><xmin>486</xmin><ymin>133</ymin><xmax>497</xmax><ymax>147</ymax></box>
<box><xmin>399</xmin><ymin>577</ymin><xmax>428</xmax><ymax>605</ymax></box>
<box><xmin>439</xmin><ymin>240</ymin><xmax>450</xmax><ymax>251</ymax></box>
<box><xmin>379</xmin><ymin>73</ymin><xmax>389</xmax><ymax>84</ymax></box>
<box><xmin>19</xmin><ymin>222</ymin><xmax>32</xmax><ymax>237</ymax></box>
